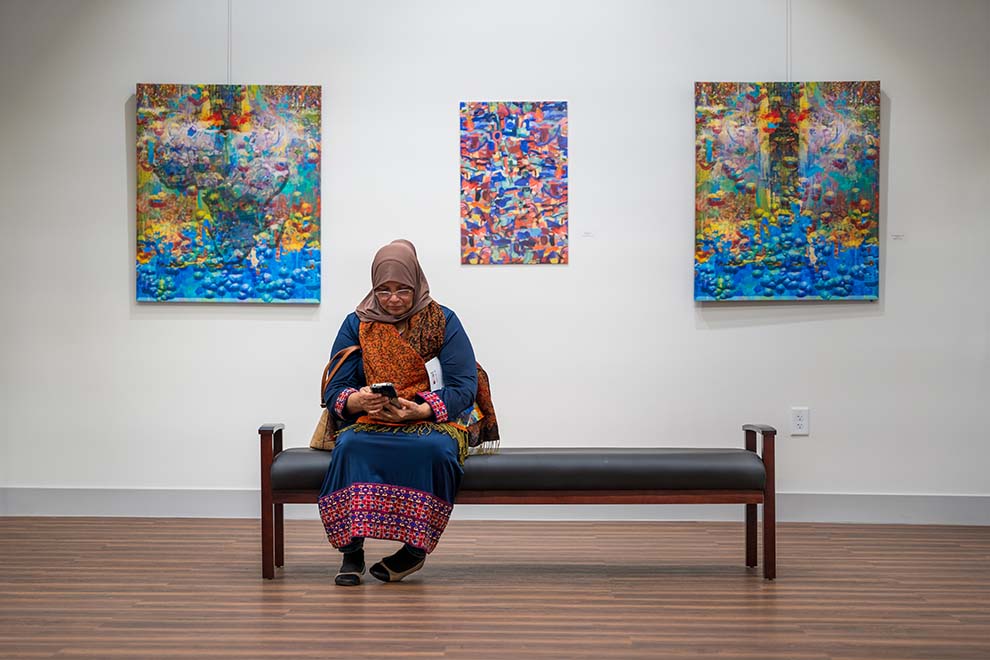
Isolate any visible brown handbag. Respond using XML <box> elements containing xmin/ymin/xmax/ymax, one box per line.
<box><xmin>309</xmin><ymin>345</ymin><xmax>360</xmax><ymax>451</ymax></box>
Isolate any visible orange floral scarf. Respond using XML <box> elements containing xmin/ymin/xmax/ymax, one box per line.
<box><xmin>354</xmin><ymin>302</ymin><xmax>499</xmax><ymax>459</ymax></box>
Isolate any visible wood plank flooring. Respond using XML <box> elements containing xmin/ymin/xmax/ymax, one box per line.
<box><xmin>1</xmin><ymin>518</ymin><xmax>988</xmax><ymax>659</ymax></box>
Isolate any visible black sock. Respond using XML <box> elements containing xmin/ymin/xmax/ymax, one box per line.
<box><xmin>338</xmin><ymin>537</ymin><xmax>364</xmax><ymax>554</ymax></box>
<box><xmin>404</xmin><ymin>543</ymin><xmax>427</xmax><ymax>559</ymax></box>
<box><xmin>339</xmin><ymin>546</ymin><xmax>364</xmax><ymax>574</ymax></box>
<box><xmin>383</xmin><ymin>544</ymin><xmax>426</xmax><ymax>572</ymax></box>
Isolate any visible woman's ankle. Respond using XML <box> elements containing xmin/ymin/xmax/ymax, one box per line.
<box><xmin>338</xmin><ymin>537</ymin><xmax>365</xmax><ymax>555</ymax></box>
<box><xmin>402</xmin><ymin>544</ymin><xmax>426</xmax><ymax>559</ymax></box>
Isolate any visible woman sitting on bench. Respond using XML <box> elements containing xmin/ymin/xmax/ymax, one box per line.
<box><xmin>319</xmin><ymin>239</ymin><xmax>497</xmax><ymax>586</ymax></box>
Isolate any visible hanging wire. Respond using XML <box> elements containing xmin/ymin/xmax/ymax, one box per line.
<box><xmin>226</xmin><ymin>0</ymin><xmax>232</xmax><ymax>84</ymax></box>
<box><xmin>785</xmin><ymin>0</ymin><xmax>792</xmax><ymax>82</ymax></box>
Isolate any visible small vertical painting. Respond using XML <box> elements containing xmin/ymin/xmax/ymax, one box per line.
<box><xmin>460</xmin><ymin>101</ymin><xmax>568</xmax><ymax>265</ymax></box>
<box><xmin>136</xmin><ymin>84</ymin><xmax>321</xmax><ymax>302</ymax></box>
<box><xmin>695</xmin><ymin>81</ymin><xmax>880</xmax><ymax>301</ymax></box>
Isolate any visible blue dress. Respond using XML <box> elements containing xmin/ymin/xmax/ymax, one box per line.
<box><xmin>317</xmin><ymin>306</ymin><xmax>477</xmax><ymax>553</ymax></box>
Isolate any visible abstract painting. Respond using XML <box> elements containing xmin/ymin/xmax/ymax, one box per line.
<box><xmin>460</xmin><ymin>101</ymin><xmax>568</xmax><ymax>265</ymax></box>
<box><xmin>136</xmin><ymin>84</ymin><xmax>321</xmax><ymax>302</ymax></box>
<box><xmin>695</xmin><ymin>81</ymin><xmax>880</xmax><ymax>301</ymax></box>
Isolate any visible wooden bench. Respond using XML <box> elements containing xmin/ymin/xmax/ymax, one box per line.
<box><xmin>258</xmin><ymin>423</ymin><xmax>777</xmax><ymax>580</ymax></box>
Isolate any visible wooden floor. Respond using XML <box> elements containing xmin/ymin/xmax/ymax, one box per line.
<box><xmin>0</xmin><ymin>518</ymin><xmax>988</xmax><ymax>659</ymax></box>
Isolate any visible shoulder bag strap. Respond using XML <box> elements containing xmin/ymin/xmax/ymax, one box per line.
<box><xmin>320</xmin><ymin>345</ymin><xmax>361</xmax><ymax>407</ymax></box>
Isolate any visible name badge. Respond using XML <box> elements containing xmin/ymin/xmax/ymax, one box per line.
<box><xmin>424</xmin><ymin>357</ymin><xmax>444</xmax><ymax>391</ymax></box>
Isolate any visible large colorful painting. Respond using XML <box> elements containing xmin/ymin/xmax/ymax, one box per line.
<box><xmin>460</xmin><ymin>101</ymin><xmax>568</xmax><ymax>265</ymax></box>
<box><xmin>136</xmin><ymin>84</ymin><xmax>321</xmax><ymax>302</ymax></box>
<box><xmin>695</xmin><ymin>81</ymin><xmax>880</xmax><ymax>301</ymax></box>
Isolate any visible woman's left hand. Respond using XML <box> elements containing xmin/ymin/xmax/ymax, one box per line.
<box><xmin>369</xmin><ymin>397</ymin><xmax>432</xmax><ymax>423</ymax></box>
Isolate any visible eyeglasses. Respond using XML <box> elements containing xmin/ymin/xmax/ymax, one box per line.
<box><xmin>374</xmin><ymin>288</ymin><xmax>414</xmax><ymax>300</ymax></box>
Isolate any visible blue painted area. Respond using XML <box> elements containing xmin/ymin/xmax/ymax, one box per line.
<box><xmin>694</xmin><ymin>203</ymin><xmax>879</xmax><ymax>301</ymax></box>
<box><xmin>137</xmin><ymin>242</ymin><xmax>321</xmax><ymax>303</ymax></box>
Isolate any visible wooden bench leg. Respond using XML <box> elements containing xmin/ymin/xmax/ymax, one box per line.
<box><xmin>744</xmin><ymin>429</ymin><xmax>758</xmax><ymax>568</ymax></box>
<box><xmin>274</xmin><ymin>503</ymin><xmax>284</xmax><ymax>568</ymax></box>
<box><xmin>763</xmin><ymin>501</ymin><xmax>775</xmax><ymax>580</ymax></box>
<box><xmin>745</xmin><ymin>503</ymin><xmax>757</xmax><ymax>567</ymax></box>
<box><xmin>762</xmin><ymin>431</ymin><xmax>776</xmax><ymax>580</ymax></box>
<box><xmin>262</xmin><ymin>498</ymin><xmax>275</xmax><ymax>579</ymax></box>
<box><xmin>259</xmin><ymin>425</ymin><xmax>279</xmax><ymax>580</ymax></box>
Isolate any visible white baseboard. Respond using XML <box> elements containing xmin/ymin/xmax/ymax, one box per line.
<box><xmin>1</xmin><ymin>488</ymin><xmax>987</xmax><ymax>525</ymax></box>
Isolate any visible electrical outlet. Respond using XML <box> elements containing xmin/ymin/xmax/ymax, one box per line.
<box><xmin>790</xmin><ymin>407</ymin><xmax>810</xmax><ymax>435</ymax></box>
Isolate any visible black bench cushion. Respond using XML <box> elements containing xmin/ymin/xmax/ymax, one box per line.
<box><xmin>459</xmin><ymin>448</ymin><xmax>765</xmax><ymax>491</ymax></box>
<box><xmin>271</xmin><ymin>447</ymin><xmax>765</xmax><ymax>492</ymax></box>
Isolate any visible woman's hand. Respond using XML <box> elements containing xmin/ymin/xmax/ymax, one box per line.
<box><xmin>369</xmin><ymin>397</ymin><xmax>432</xmax><ymax>423</ymax></box>
<box><xmin>345</xmin><ymin>386</ymin><xmax>390</xmax><ymax>416</ymax></box>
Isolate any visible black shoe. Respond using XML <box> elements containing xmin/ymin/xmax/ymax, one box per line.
<box><xmin>369</xmin><ymin>546</ymin><xmax>426</xmax><ymax>583</ymax></box>
<box><xmin>334</xmin><ymin>549</ymin><xmax>366</xmax><ymax>586</ymax></box>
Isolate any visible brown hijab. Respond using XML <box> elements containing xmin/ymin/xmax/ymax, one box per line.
<box><xmin>355</xmin><ymin>239</ymin><xmax>433</xmax><ymax>323</ymax></box>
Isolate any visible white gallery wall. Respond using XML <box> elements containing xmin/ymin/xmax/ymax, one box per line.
<box><xmin>1</xmin><ymin>0</ymin><xmax>987</xmax><ymax>522</ymax></box>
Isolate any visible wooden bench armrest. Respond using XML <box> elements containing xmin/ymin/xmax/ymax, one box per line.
<box><xmin>259</xmin><ymin>424</ymin><xmax>284</xmax><ymax>449</ymax></box>
<box><xmin>259</xmin><ymin>424</ymin><xmax>285</xmax><ymax>474</ymax></box>
<box><xmin>742</xmin><ymin>423</ymin><xmax>775</xmax><ymax>462</ymax></box>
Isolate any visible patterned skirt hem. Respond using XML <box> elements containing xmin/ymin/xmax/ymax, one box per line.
<box><xmin>318</xmin><ymin>482</ymin><xmax>453</xmax><ymax>554</ymax></box>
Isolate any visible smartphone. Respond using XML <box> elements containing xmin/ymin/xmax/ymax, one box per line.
<box><xmin>370</xmin><ymin>382</ymin><xmax>398</xmax><ymax>401</ymax></box>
